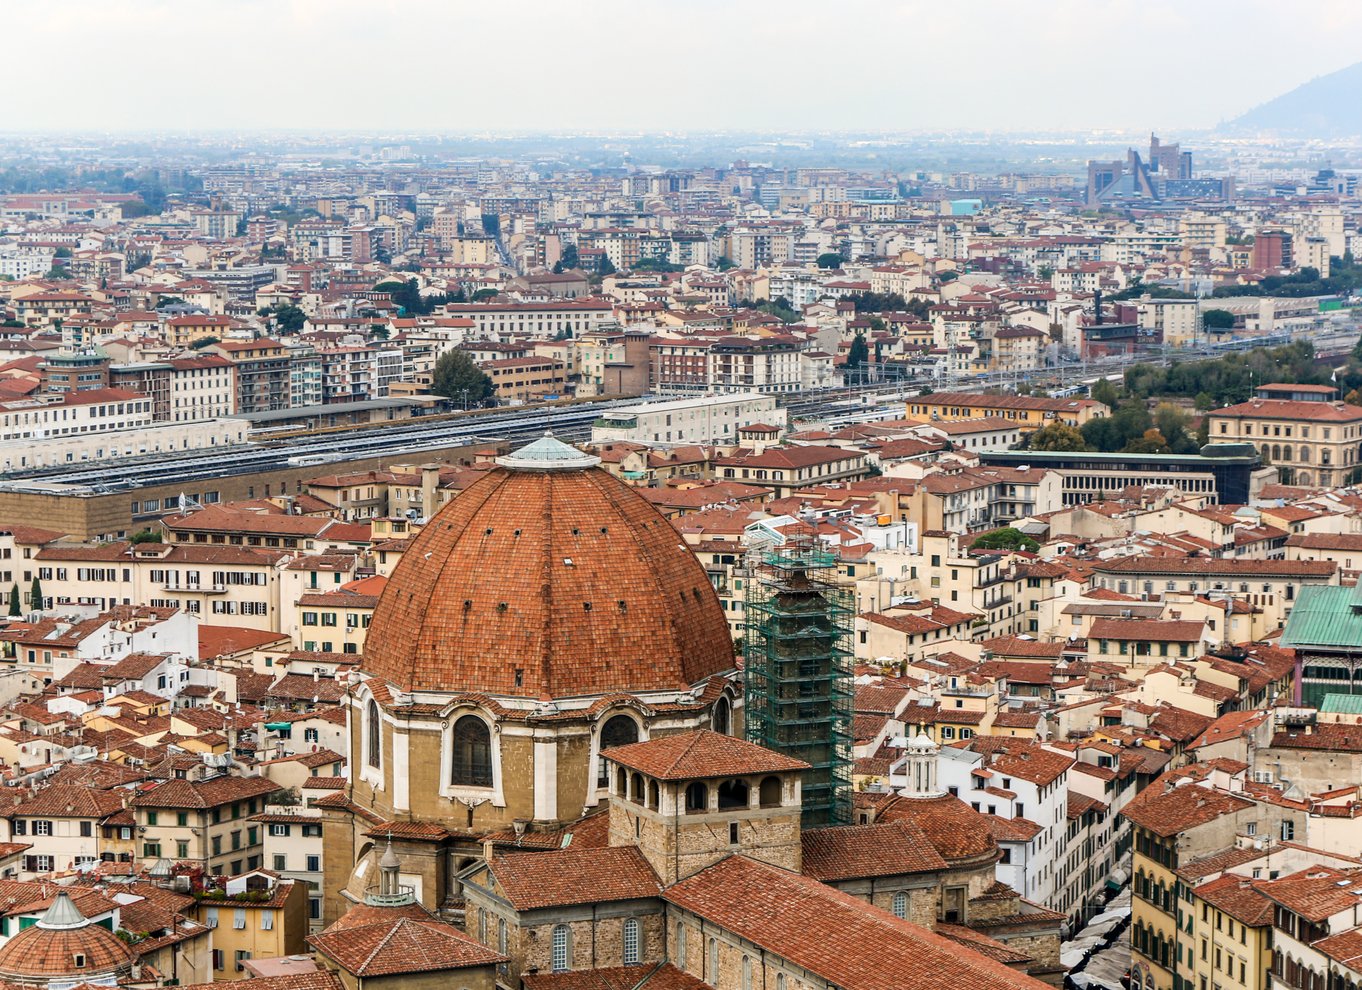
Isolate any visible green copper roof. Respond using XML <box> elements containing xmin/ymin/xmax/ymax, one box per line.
<box><xmin>1321</xmin><ymin>693</ymin><xmax>1362</xmax><ymax>714</ymax></box>
<box><xmin>1281</xmin><ymin>585</ymin><xmax>1362</xmax><ymax>651</ymax></box>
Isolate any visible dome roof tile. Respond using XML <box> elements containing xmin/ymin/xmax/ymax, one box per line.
<box><xmin>364</xmin><ymin>459</ymin><xmax>734</xmax><ymax>699</ymax></box>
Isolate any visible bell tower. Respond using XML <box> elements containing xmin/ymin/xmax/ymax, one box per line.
<box><xmin>601</xmin><ymin>729</ymin><xmax>809</xmax><ymax>885</ymax></box>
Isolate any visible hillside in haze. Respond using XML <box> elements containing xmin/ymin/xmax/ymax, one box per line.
<box><xmin>1228</xmin><ymin>60</ymin><xmax>1362</xmax><ymax>136</ymax></box>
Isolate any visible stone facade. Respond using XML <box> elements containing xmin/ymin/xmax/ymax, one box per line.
<box><xmin>322</xmin><ymin>684</ymin><xmax>740</xmax><ymax>926</ymax></box>
<box><xmin>606</xmin><ymin>770</ymin><xmax>803</xmax><ymax>886</ymax></box>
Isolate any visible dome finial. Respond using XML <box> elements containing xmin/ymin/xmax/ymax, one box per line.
<box><xmin>36</xmin><ymin>890</ymin><xmax>88</xmax><ymax>931</ymax></box>
<box><xmin>496</xmin><ymin>433</ymin><xmax>600</xmax><ymax>472</ymax></box>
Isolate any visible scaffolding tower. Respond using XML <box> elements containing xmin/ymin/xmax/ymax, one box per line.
<box><xmin>743</xmin><ymin>538</ymin><xmax>853</xmax><ymax>827</ymax></box>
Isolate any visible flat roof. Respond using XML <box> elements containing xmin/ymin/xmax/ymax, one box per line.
<box><xmin>980</xmin><ymin>449</ymin><xmax>1260</xmax><ymax>466</ymax></box>
<box><xmin>238</xmin><ymin>398</ymin><xmax>421</xmax><ymax>423</ymax></box>
<box><xmin>607</xmin><ymin>393</ymin><xmax>775</xmax><ymax>415</ymax></box>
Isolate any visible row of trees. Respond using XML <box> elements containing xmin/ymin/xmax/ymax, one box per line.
<box><xmin>1117</xmin><ymin>341</ymin><xmax>1331</xmax><ymax>410</ymax></box>
<box><xmin>1028</xmin><ymin>400</ymin><xmax>1205</xmax><ymax>456</ymax></box>
<box><xmin>8</xmin><ymin>579</ymin><xmax>39</xmax><ymax>616</ymax></box>
<box><xmin>374</xmin><ymin>277</ymin><xmax>450</xmax><ymax>316</ymax></box>
<box><xmin>1210</xmin><ymin>255</ymin><xmax>1362</xmax><ymax>298</ymax></box>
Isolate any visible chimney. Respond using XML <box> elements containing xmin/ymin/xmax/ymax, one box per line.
<box><xmin>421</xmin><ymin>463</ymin><xmax>440</xmax><ymax>519</ymax></box>
<box><xmin>1093</xmin><ymin>290</ymin><xmax>1102</xmax><ymax>326</ymax></box>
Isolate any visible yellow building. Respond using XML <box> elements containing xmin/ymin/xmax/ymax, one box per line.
<box><xmin>906</xmin><ymin>391</ymin><xmax>1107</xmax><ymax>432</ymax></box>
<box><xmin>1207</xmin><ymin>387</ymin><xmax>1362</xmax><ymax>488</ymax></box>
<box><xmin>1124</xmin><ymin>784</ymin><xmax>1258</xmax><ymax>990</ymax></box>
<box><xmin>1176</xmin><ymin>872</ymin><xmax>1274</xmax><ymax>990</ymax></box>
<box><xmin>191</xmin><ymin>871</ymin><xmax>309</xmax><ymax>979</ymax></box>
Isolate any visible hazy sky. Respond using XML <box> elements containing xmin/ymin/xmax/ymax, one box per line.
<box><xmin>7</xmin><ymin>0</ymin><xmax>1361</xmax><ymax>133</ymax></box>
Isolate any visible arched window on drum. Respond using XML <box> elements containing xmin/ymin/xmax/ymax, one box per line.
<box><xmin>450</xmin><ymin>715</ymin><xmax>492</xmax><ymax>787</ymax></box>
<box><xmin>597</xmin><ymin>714</ymin><xmax>639</xmax><ymax>787</ymax></box>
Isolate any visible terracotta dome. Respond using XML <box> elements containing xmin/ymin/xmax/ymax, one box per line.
<box><xmin>876</xmin><ymin>793</ymin><xmax>999</xmax><ymax>864</ymax></box>
<box><xmin>0</xmin><ymin>892</ymin><xmax>135</xmax><ymax>986</ymax></box>
<box><xmin>363</xmin><ymin>435</ymin><xmax>735</xmax><ymax>699</ymax></box>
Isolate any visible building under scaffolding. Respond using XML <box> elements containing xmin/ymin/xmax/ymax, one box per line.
<box><xmin>743</xmin><ymin>539</ymin><xmax>853</xmax><ymax>827</ymax></box>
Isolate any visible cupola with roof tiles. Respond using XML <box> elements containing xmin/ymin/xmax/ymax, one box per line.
<box><xmin>323</xmin><ymin>433</ymin><xmax>743</xmax><ymax>927</ymax></box>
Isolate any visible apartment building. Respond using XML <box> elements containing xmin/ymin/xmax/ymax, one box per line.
<box><xmin>34</xmin><ymin>541</ymin><xmax>289</xmax><ymax>630</ymax></box>
<box><xmin>0</xmin><ymin>388</ymin><xmax>153</xmax><ymax>443</ymax></box>
<box><xmin>712</xmin><ymin>445</ymin><xmax>868</xmax><ymax>498</ymax></box>
<box><xmin>165</xmin><ymin>315</ymin><xmax>238</xmax><ymax>348</ymax></box>
<box><xmin>443</xmin><ymin>301</ymin><xmax>614</xmax><ymax>340</ymax></box>
<box><xmin>249</xmin><ymin>807</ymin><xmax>326</xmax><ymax>930</ymax></box>
<box><xmin>0</xmin><ymin>785</ymin><xmax>128</xmax><ymax>875</ymax></box>
<box><xmin>709</xmin><ymin>336</ymin><xmax>803</xmax><ymax>393</ymax></box>
<box><xmin>1208</xmin><ymin>390</ymin><xmax>1362</xmax><ymax>488</ymax></box>
<box><xmin>131</xmin><ymin>774</ymin><xmax>281</xmax><ymax>876</ymax></box>
<box><xmin>482</xmin><ymin>356</ymin><xmax>568</xmax><ymax>402</ymax></box>
<box><xmin>906</xmin><ymin>392</ymin><xmax>1107</xmax><ymax>432</ymax></box>
<box><xmin>168</xmin><ymin>356</ymin><xmax>237</xmax><ymax>421</ymax></box>
<box><xmin>193</xmin><ymin>871</ymin><xmax>310</xmax><ymax>977</ymax></box>
<box><xmin>207</xmin><ymin>339</ymin><xmax>291</xmax><ymax>414</ymax></box>
<box><xmin>1090</xmin><ymin>556</ymin><xmax>1338</xmax><ymax>630</ymax></box>
<box><xmin>935</xmin><ymin>740</ymin><xmax>1073</xmax><ymax>908</ymax></box>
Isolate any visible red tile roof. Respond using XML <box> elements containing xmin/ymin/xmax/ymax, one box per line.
<box><xmin>489</xmin><ymin>847</ymin><xmax>662</xmax><ymax>911</ymax></box>
<box><xmin>664</xmin><ymin>855</ymin><xmax>1049</xmax><ymax>990</ymax></box>
<box><xmin>873</xmin><ymin>793</ymin><xmax>998</xmax><ymax>863</ymax></box>
<box><xmin>1120</xmin><ymin>783</ymin><xmax>1252</xmax><ymax>838</ymax></box>
<box><xmin>523</xmin><ymin>964</ymin><xmax>708</xmax><ymax>990</ymax></box>
<box><xmin>362</xmin><ymin>464</ymin><xmax>736</xmax><ymax>698</ymax></box>
<box><xmin>801</xmin><ymin>822</ymin><xmax>949</xmax><ymax>880</ymax></box>
<box><xmin>1088</xmin><ymin>618</ymin><xmax>1206</xmax><ymax>642</ymax></box>
<box><xmin>604</xmin><ymin>729</ymin><xmax>808</xmax><ymax>781</ymax></box>
<box><xmin>308</xmin><ymin>916</ymin><xmax>504</xmax><ymax>976</ymax></box>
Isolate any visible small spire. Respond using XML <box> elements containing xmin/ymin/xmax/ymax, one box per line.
<box><xmin>36</xmin><ymin>891</ymin><xmax>89</xmax><ymax>931</ymax></box>
<box><xmin>378</xmin><ymin>834</ymin><xmax>400</xmax><ymax>897</ymax></box>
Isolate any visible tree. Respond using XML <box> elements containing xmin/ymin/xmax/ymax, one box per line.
<box><xmin>715</xmin><ymin>256</ymin><xmax>737</xmax><ymax>271</ymax></box>
<box><xmin>1124</xmin><ymin>428</ymin><xmax>1171</xmax><ymax>454</ymax></box>
<box><xmin>755</xmin><ymin>298</ymin><xmax>798</xmax><ymax>323</ymax></box>
<box><xmin>558</xmin><ymin>244</ymin><xmax>580</xmax><ymax>270</ymax></box>
<box><xmin>54</xmin><ymin>246</ymin><xmax>72</xmax><ymax>258</ymax></box>
<box><xmin>1028</xmin><ymin>422</ymin><xmax>1089</xmax><ymax>452</ymax></box>
<box><xmin>471</xmin><ymin>287</ymin><xmax>499</xmax><ymax>303</ymax></box>
<box><xmin>1091</xmin><ymin>378</ymin><xmax>1120</xmax><ymax>410</ymax></box>
<box><xmin>971</xmin><ymin>527</ymin><xmax>1041</xmax><ymax>553</ymax></box>
<box><xmin>269</xmin><ymin>304</ymin><xmax>307</xmax><ymax>334</ymax></box>
<box><xmin>844</xmin><ymin>291</ymin><xmax>909</xmax><ymax>314</ymax></box>
<box><xmin>130</xmin><ymin>529</ymin><xmax>162</xmax><ymax>544</ymax></box>
<box><xmin>1202</xmin><ymin>309</ymin><xmax>1235</xmax><ymax>330</ymax></box>
<box><xmin>45</xmin><ymin>267</ymin><xmax>71</xmax><ymax>280</ymax></box>
<box><xmin>846</xmin><ymin>334</ymin><xmax>869</xmax><ymax>369</ymax></box>
<box><xmin>7</xmin><ymin>584</ymin><xmax>18</xmax><ymax>617</ymax></box>
<box><xmin>189</xmin><ymin>336</ymin><xmax>220</xmax><ymax>350</ymax></box>
<box><xmin>630</xmin><ymin>257</ymin><xmax>684</xmax><ymax>273</ymax></box>
<box><xmin>597</xmin><ymin>254</ymin><xmax>616</xmax><ymax>276</ymax></box>
<box><xmin>29</xmin><ymin>577</ymin><xmax>42</xmax><ymax>612</ymax></box>
<box><xmin>816</xmin><ymin>253</ymin><xmax>844</xmax><ymax>270</ymax></box>
<box><xmin>431</xmin><ymin>350</ymin><xmax>494</xmax><ymax>406</ymax></box>
<box><xmin>1154</xmin><ymin>402</ymin><xmax>1199</xmax><ymax>454</ymax></box>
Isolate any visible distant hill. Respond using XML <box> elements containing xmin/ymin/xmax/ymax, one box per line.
<box><xmin>1226</xmin><ymin>60</ymin><xmax>1362</xmax><ymax>136</ymax></box>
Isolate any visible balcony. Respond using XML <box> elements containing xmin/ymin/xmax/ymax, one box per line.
<box><xmin>160</xmin><ymin>582</ymin><xmax>227</xmax><ymax>594</ymax></box>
